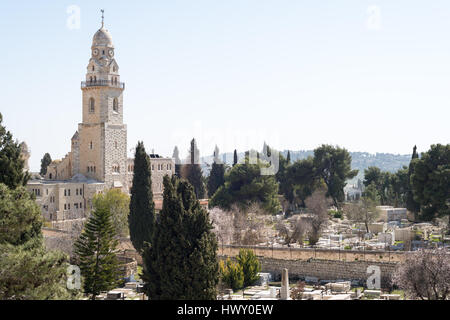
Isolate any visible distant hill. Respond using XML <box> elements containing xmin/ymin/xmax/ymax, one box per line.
<box><xmin>200</xmin><ymin>150</ymin><xmax>411</xmax><ymax>185</ymax></box>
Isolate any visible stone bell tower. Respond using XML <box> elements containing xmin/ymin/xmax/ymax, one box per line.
<box><xmin>77</xmin><ymin>12</ymin><xmax>128</xmax><ymax>191</ymax></box>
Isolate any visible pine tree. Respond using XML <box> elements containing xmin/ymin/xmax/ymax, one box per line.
<box><xmin>0</xmin><ymin>184</ymin><xmax>78</xmax><ymax>300</ymax></box>
<box><xmin>142</xmin><ymin>175</ymin><xmax>219</xmax><ymax>300</ymax></box>
<box><xmin>128</xmin><ymin>141</ymin><xmax>155</xmax><ymax>253</ymax></box>
<box><xmin>0</xmin><ymin>184</ymin><xmax>42</xmax><ymax>246</ymax></box>
<box><xmin>40</xmin><ymin>153</ymin><xmax>52</xmax><ymax>176</ymax></box>
<box><xmin>0</xmin><ymin>113</ymin><xmax>30</xmax><ymax>189</ymax></box>
<box><xmin>233</xmin><ymin>149</ymin><xmax>238</xmax><ymax>166</ymax></box>
<box><xmin>74</xmin><ymin>199</ymin><xmax>120</xmax><ymax>300</ymax></box>
<box><xmin>286</xmin><ymin>150</ymin><xmax>291</xmax><ymax>164</ymax></box>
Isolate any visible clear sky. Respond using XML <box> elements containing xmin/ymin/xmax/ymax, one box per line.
<box><xmin>1</xmin><ymin>0</ymin><xmax>449</xmax><ymax>171</ymax></box>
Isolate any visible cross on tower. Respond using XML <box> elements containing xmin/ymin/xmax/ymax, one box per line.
<box><xmin>101</xmin><ymin>9</ymin><xmax>104</xmax><ymax>27</ymax></box>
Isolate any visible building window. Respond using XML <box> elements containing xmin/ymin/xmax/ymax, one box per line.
<box><xmin>80</xmin><ymin>188</ymin><xmax>83</xmax><ymax>195</ymax></box>
<box><xmin>68</xmin><ymin>204</ymin><xmax>70</xmax><ymax>210</ymax></box>
<box><xmin>90</xmin><ymin>141</ymin><xmax>93</xmax><ymax>150</ymax></box>
<box><xmin>64</xmin><ymin>204</ymin><xmax>67</xmax><ymax>210</ymax></box>
<box><xmin>68</xmin><ymin>189</ymin><xmax>71</xmax><ymax>196</ymax></box>
<box><xmin>75</xmin><ymin>203</ymin><xmax>78</xmax><ymax>209</ymax></box>
<box><xmin>89</xmin><ymin>98</ymin><xmax>95</xmax><ymax>113</ymax></box>
<box><xmin>113</xmin><ymin>98</ymin><xmax>118</xmax><ymax>112</ymax></box>
<box><xmin>80</xmin><ymin>203</ymin><xmax>82</xmax><ymax>209</ymax></box>
<box><xmin>64</xmin><ymin>189</ymin><xmax>66</xmax><ymax>196</ymax></box>
<box><xmin>115</xmin><ymin>141</ymin><xmax>118</xmax><ymax>149</ymax></box>
<box><xmin>92</xmin><ymin>65</ymin><xmax>95</xmax><ymax>71</ymax></box>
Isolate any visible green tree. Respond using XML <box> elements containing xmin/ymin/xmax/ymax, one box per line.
<box><xmin>0</xmin><ymin>184</ymin><xmax>42</xmax><ymax>246</ymax></box>
<box><xmin>143</xmin><ymin>175</ymin><xmax>219</xmax><ymax>300</ymax></box>
<box><xmin>233</xmin><ymin>149</ymin><xmax>238</xmax><ymax>166</ymax></box>
<box><xmin>182</xmin><ymin>163</ymin><xmax>206</xmax><ymax>199</ymax></box>
<box><xmin>0</xmin><ymin>184</ymin><xmax>77</xmax><ymax>300</ymax></box>
<box><xmin>286</xmin><ymin>150</ymin><xmax>291</xmax><ymax>164</ymax></box>
<box><xmin>0</xmin><ymin>239</ymin><xmax>79</xmax><ymax>300</ymax></box>
<box><xmin>284</xmin><ymin>157</ymin><xmax>318</xmax><ymax>208</ymax></box>
<box><xmin>40</xmin><ymin>153</ymin><xmax>52</xmax><ymax>176</ymax></box>
<box><xmin>128</xmin><ymin>141</ymin><xmax>155</xmax><ymax>253</ymax></box>
<box><xmin>0</xmin><ymin>113</ymin><xmax>30</xmax><ymax>189</ymax></box>
<box><xmin>209</xmin><ymin>161</ymin><xmax>281</xmax><ymax>214</ymax></box>
<box><xmin>313</xmin><ymin>145</ymin><xmax>358</xmax><ymax>208</ymax></box>
<box><xmin>181</xmin><ymin>138</ymin><xmax>206</xmax><ymax>199</ymax></box>
<box><xmin>406</xmin><ymin>145</ymin><xmax>421</xmax><ymax>218</ymax></box>
<box><xmin>207</xmin><ymin>146</ymin><xmax>225</xmax><ymax>198</ymax></box>
<box><xmin>172</xmin><ymin>146</ymin><xmax>182</xmax><ymax>177</ymax></box>
<box><xmin>236</xmin><ymin>249</ymin><xmax>261</xmax><ymax>287</ymax></box>
<box><xmin>94</xmin><ymin>188</ymin><xmax>130</xmax><ymax>238</ymax></box>
<box><xmin>219</xmin><ymin>258</ymin><xmax>244</xmax><ymax>291</ymax></box>
<box><xmin>410</xmin><ymin>144</ymin><xmax>450</xmax><ymax>223</ymax></box>
<box><xmin>74</xmin><ymin>198</ymin><xmax>120</xmax><ymax>300</ymax></box>
<box><xmin>276</xmin><ymin>152</ymin><xmax>290</xmax><ymax>203</ymax></box>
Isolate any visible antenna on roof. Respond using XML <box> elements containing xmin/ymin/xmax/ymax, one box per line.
<box><xmin>101</xmin><ymin>9</ymin><xmax>104</xmax><ymax>27</ymax></box>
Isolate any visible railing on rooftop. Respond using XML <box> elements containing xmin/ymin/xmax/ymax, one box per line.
<box><xmin>81</xmin><ymin>80</ymin><xmax>125</xmax><ymax>89</ymax></box>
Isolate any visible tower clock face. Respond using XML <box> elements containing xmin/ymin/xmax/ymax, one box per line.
<box><xmin>109</xmin><ymin>50</ymin><xmax>114</xmax><ymax>57</ymax></box>
<box><xmin>93</xmin><ymin>49</ymin><xmax>99</xmax><ymax>56</ymax></box>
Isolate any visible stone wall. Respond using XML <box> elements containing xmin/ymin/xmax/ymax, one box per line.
<box><xmin>218</xmin><ymin>245</ymin><xmax>405</xmax><ymax>263</ymax></box>
<box><xmin>256</xmin><ymin>257</ymin><xmax>397</xmax><ymax>287</ymax></box>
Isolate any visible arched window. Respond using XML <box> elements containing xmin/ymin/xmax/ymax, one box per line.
<box><xmin>90</xmin><ymin>141</ymin><xmax>93</xmax><ymax>149</ymax></box>
<box><xmin>92</xmin><ymin>65</ymin><xmax>95</xmax><ymax>71</ymax></box>
<box><xmin>113</xmin><ymin>98</ymin><xmax>118</xmax><ymax>112</ymax></box>
<box><xmin>89</xmin><ymin>98</ymin><xmax>95</xmax><ymax>113</ymax></box>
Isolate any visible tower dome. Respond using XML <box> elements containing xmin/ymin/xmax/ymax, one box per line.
<box><xmin>92</xmin><ymin>26</ymin><xmax>114</xmax><ymax>48</ymax></box>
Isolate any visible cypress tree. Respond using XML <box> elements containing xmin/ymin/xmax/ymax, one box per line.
<box><xmin>128</xmin><ymin>141</ymin><xmax>155</xmax><ymax>253</ymax></box>
<box><xmin>74</xmin><ymin>199</ymin><xmax>120</xmax><ymax>300</ymax></box>
<box><xmin>233</xmin><ymin>149</ymin><xmax>238</xmax><ymax>166</ymax></box>
<box><xmin>40</xmin><ymin>153</ymin><xmax>52</xmax><ymax>176</ymax></box>
<box><xmin>142</xmin><ymin>176</ymin><xmax>219</xmax><ymax>300</ymax></box>
<box><xmin>406</xmin><ymin>145</ymin><xmax>420</xmax><ymax>218</ymax></box>
<box><xmin>286</xmin><ymin>150</ymin><xmax>291</xmax><ymax>164</ymax></box>
<box><xmin>207</xmin><ymin>147</ymin><xmax>225</xmax><ymax>198</ymax></box>
<box><xmin>181</xmin><ymin>138</ymin><xmax>206</xmax><ymax>199</ymax></box>
<box><xmin>172</xmin><ymin>146</ymin><xmax>182</xmax><ymax>177</ymax></box>
<box><xmin>0</xmin><ymin>113</ymin><xmax>30</xmax><ymax>189</ymax></box>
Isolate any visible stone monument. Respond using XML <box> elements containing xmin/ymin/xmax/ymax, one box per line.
<box><xmin>280</xmin><ymin>268</ymin><xmax>290</xmax><ymax>300</ymax></box>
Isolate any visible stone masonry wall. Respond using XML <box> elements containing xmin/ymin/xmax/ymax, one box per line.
<box><xmin>218</xmin><ymin>245</ymin><xmax>405</xmax><ymax>263</ymax></box>
<box><xmin>257</xmin><ymin>257</ymin><xmax>397</xmax><ymax>287</ymax></box>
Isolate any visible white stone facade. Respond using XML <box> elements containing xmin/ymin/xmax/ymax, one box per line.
<box><xmin>27</xmin><ymin>22</ymin><xmax>174</xmax><ymax>223</ymax></box>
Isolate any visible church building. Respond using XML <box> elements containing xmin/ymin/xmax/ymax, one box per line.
<box><xmin>27</xmin><ymin>19</ymin><xmax>174</xmax><ymax>224</ymax></box>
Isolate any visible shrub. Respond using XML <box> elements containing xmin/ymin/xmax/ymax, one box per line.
<box><xmin>290</xmin><ymin>281</ymin><xmax>305</xmax><ymax>300</ymax></box>
<box><xmin>236</xmin><ymin>249</ymin><xmax>261</xmax><ymax>287</ymax></box>
<box><xmin>219</xmin><ymin>258</ymin><xmax>244</xmax><ymax>291</ymax></box>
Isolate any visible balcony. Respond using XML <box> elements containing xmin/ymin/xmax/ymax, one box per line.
<box><xmin>81</xmin><ymin>80</ymin><xmax>125</xmax><ymax>89</ymax></box>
